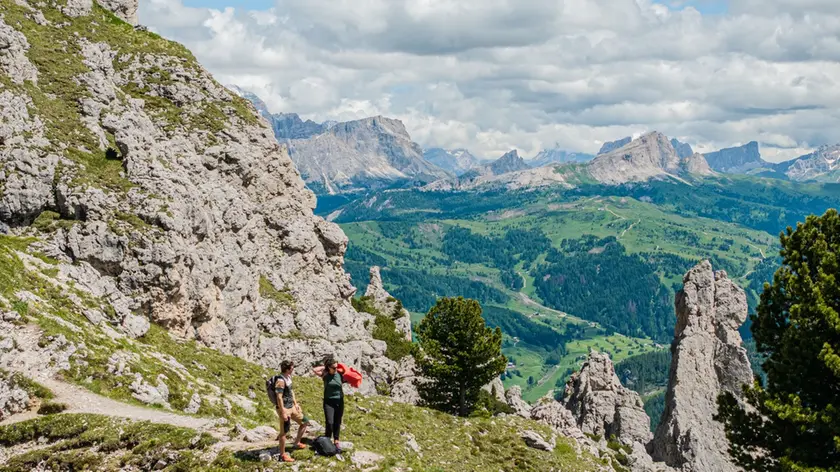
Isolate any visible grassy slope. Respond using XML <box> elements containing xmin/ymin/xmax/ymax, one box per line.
<box><xmin>0</xmin><ymin>235</ymin><xmax>607</xmax><ymax>472</ymax></box>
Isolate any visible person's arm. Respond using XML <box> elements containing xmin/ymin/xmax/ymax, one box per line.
<box><xmin>276</xmin><ymin>378</ymin><xmax>289</xmax><ymax>419</ymax></box>
<box><xmin>312</xmin><ymin>366</ymin><xmax>325</xmax><ymax>377</ymax></box>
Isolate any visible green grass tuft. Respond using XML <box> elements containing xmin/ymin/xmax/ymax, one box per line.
<box><xmin>37</xmin><ymin>401</ymin><xmax>68</xmax><ymax>415</ymax></box>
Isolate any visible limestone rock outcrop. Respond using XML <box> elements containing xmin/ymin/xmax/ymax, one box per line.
<box><xmin>505</xmin><ymin>385</ymin><xmax>532</xmax><ymax>418</ymax></box>
<box><xmin>0</xmin><ymin>1</ymin><xmax>397</xmax><ymax>398</ymax></box>
<box><xmin>562</xmin><ymin>351</ymin><xmax>652</xmax><ymax>447</ymax></box>
<box><xmin>588</xmin><ymin>132</ymin><xmax>714</xmax><ymax>185</ymax></box>
<box><xmin>286</xmin><ymin>116</ymin><xmax>451</xmax><ymax>194</ymax></box>
<box><xmin>651</xmin><ymin>261</ymin><xmax>753</xmax><ymax>472</ymax></box>
<box><xmin>530</xmin><ymin>395</ymin><xmax>598</xmax><ymax>456</ymax></box>
<box><xmin>99</xmin><ymin>0</ymin><xmax>138</xmax><ymax>25</ymax></box>
<box><xmin>364</xmin><ymin>266</ymin><xmax>412</xmax><ymax>341</ymax></box>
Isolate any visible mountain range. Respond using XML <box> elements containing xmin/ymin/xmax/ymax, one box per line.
<box><xmin>286</xmin><ymin>116</ymin><xmax>452</xmax><ymax>194</ymax></box>
<box><xmin>423</xmin><ymin>148</ymin><xmax>485</xmax><ymax>175</ymax></box>
<box><xmin>235</xmin><ymin>89</ymin><xmax>840</xmax><ymax>194</ymax></box>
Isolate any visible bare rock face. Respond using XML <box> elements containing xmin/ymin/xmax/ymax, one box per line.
<box><xmin>364</xmin><ymin>266</ymin><xmax>412</xmax><ymax>341</ymax></box>
<box><xmin>481</xmin><ymin>376</ymin><xmax>506</xmax><ymax>403</ymax></box>
<box><xmin>562</xmin><ymin>351</ymin><xmax>652</xmax><ymax>447</ymax></box>
<box><xmin>505</xmin><ymin>385</ymin><xmax>532</xmax><ymax>418</ymax></box>
<box><xmin>0</xmin><ymin>1</ymin><xmax>395</xmax><ymax>395</ymax></box>
<box><xmin>99</xmin><ymin>0</ymin><xmax>139</xmax><ymax>25</ymax></box>
<box><xmin>651</xmin><ymin>261</ymin><xmax>753</xmax><ymax>472</ymax></box>
<box><xmin>530</xmin><ymin>395</ymin><xmax>599</xmax><ymax>456</ymax></box>
<box><xmin>588</xmin><ymin>132</ymin><xmax>713</xmax><ymax>185</ymax></box>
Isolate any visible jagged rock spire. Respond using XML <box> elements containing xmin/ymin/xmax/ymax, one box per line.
<box><xmin>364</xmin><ymin>266</ymin><xmax>412</xmax><ymax>341</ymax></box>
<box><xmin>562</xmin><ymin>351</ymin><xmax>652</xmax><ymax>447</ymax></box>
<box><xmin>651</xmin><ymin>261</ymin><xmax>753</xmax><ymax>472</ymax></box>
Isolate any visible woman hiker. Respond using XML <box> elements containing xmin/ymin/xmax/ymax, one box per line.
<box><xmin>312</xmin><ymin>355</ymin><xmax>346</xmax><ymax>453</ymax></box>
<box><xmin>275</xmin><ymin>360</ymin><xmax>310</xmax><ymax>463</ymax></box>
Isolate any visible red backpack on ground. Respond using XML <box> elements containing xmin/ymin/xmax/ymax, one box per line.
<box><xmin>336</xmin><ymin>363</ymin><xmax>363</xmax><ymax>388</ymax></box>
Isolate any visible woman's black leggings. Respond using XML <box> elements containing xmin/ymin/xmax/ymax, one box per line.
<box><xmin>323</xmin><ymin>399</ymin><xmax>344</xmax><ymax>441</ymax></box>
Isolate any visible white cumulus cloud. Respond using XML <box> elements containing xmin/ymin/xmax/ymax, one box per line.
<box><xmin>139</xmin><ymin>0</ymin><xmax>840</xmax><ymax>161</ymax></box>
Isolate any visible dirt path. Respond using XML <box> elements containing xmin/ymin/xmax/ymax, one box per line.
<box><xmin>535</xmin><ymin>364</ymin><xmax>561</xmax><ymax>389</ymax></box>
<box><xmin>0</xmin><ymin>324</ymin><xmax>216</xmax><ymax>432</ymax></box>
<box><xmin>604</xmin><ymin>205</ymin><xmax>625</xmax><ymax>220</ymax></box>
<box><xmin>620</xmin><ymin>219</ymin><xmax>641</xmax><ymax>239</ymax></box>
<box><xmin>0</xmin><ymin>376</ymin><xmax>216</xmax><ymax>431</ymax></box>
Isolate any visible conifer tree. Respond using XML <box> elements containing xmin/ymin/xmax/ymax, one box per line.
<box><xmin>717</xmin><ymin>209</ymin><xmax>840</xmax><ymax>471</ymax></box>
<box><xmin>414</xmin><ymin>297</ymin><xmax>507</xmax><ymax>416</ymax></box>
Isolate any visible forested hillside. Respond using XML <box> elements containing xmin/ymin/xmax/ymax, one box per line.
<box><xmin>328</xmin><ymin>174</ymin><xmax>839</xmax><ymax>402</ymax></box>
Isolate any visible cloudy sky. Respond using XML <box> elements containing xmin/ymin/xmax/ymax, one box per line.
<box><xmin>139</xmin><ymin>0</ymin><xmax>840</xmax><ymax>161</ymax></box>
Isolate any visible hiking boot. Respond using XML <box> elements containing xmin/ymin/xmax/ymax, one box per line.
<box><xmin>279</xmin><ymin>453</ymin><xmax>295</xmax><ymax>463</ymax></box>
<box><xmin>294</xmin><ymin>442</ymin><xmax>306</xmax><ymax>450</ymax></box>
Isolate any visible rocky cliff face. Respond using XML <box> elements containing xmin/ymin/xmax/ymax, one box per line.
<box><xmin>364</xmin><ymin>266</ymin><xmax>412</xmax><ymax>342</ymax></box>
<box><xmin>528</xmin><ymin>261</ymin><xmax>750</xmax><ymax>472</ymax></box>
<box><xmin>598</xmin><ymin>137</ymin><xmax>632</xmax><ymax>155</ymax></box>
<box><xmin>588</xmin><ymin>132</ymin><xmax>714</xmax><ymax>184</ymax></box>
<box><xmin>461</xmin><ymin>150</ymin><xmax>531</xmax><ymax>179</ymax></box>
<box><xmin>651</xmin><ymin>261</ymin><xmax>753</xmax><ymax>472</ymax></box>
<box><xmin>423</xmin><ymin>148</ymin><xmax>484</xmax><ymax>176</ymax></box>
<box><xmin>781</xmin><ymin>144</ymin><xmax>840</xmax><ymax>182</ymax></box>
<box><xmin>670</xmin><ymin>139</ymin><xmax>694</xmax><ymax>159</ymax></box>
<box><xmin>0</xmin><ymin>0</ymin><xmax>400</xmax><ymax>396</ymax></box>
<box><xmin>287</xmin><ymin>116</ymin><xmax>451</xmax><ymax>194</ymax></box>
<box><xmin>270</xmin><ymin>112</ymin><xmax>324</xmax><ymax>141</ymax></box>
<box><xmin>562</xmin><ymin>351</ymin><xmax>652</xmax><ymax>447</ymax></box>
<box><xmin>702</xmin><ymin>141</ymin><xmax>766</xmax><ymax>173</ymax></box>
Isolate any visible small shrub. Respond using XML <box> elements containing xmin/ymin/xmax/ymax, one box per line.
<box><xmin>37</xmin><ymin>402</ymin><xmax>68</xmax><ymax>415</ymax></box>
<box><xmin>259</xmin><ymin>276</ymin><xmax>295</xmax><ymax>308</ymax></box>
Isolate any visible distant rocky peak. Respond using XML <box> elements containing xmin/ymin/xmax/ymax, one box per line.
<box><xmin>489</xmin><ymin>149</ymin><xmax>530</xmax><ymax>174</ymax></box>
<box><xmin>702</xmin><ymin>141</ymin><xmax>764</xmax><ymax>173</ymax></box>
<box><xmin>227</xmin><ymin>85</ymin><xmax>271</xmax><ymax>117</ymax></box>
<box><xmin>670</xmin><ymin>138</ymin><xmax>694</xmax><ymax>159</ymax></box>
<box><xmin>598</xmin><ymin>136</ymin><xmax>632</xmax><ymax>155</ymax></box>
<box><xmin>341</xmin><ymin>115</ymin><xmax>410</xmax><ymax>139</ymax></box>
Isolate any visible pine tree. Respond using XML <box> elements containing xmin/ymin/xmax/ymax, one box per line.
<box><xmin>716</xmin><ymin>209</ymin><xmax>840</xmax><ymax>471</ymax></box>
<box><xmin>414</xmin><ymin>297</ymin><xmax>507</xmax><ymax>417</ymax></box>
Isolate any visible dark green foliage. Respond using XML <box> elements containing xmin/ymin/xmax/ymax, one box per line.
<box><xmin>615</xmin><ymin>351</ymin><xmax>671</xmax><ymax>395</ymax></box>
<box><xmin>472</xmin><ymin>388</ymin><xmax>514</xmax><ymax>418</ymax></box>
<box><xmin>717</xmin><ymin>209</ymin><xmax>840</xmax><ymax>471</ymax></box>
<box><xmin>441</xmin><ymin>226</ymin><xmax>550</xmax><ymax>270</ymax></box>
<box><xmin>415</xmin><ymin>297</ymin><xmax>507</xmax><ymax>416</ymax></box>
<box><xmin>481</xmin><ymin>306</ymin><xmax>567</xmax><ymax>355</ymax></box>
<box><xmin>346</xmin><ymin>265</ymin><xmax>509</xmax><ymax>313</ymax></box>
<box><xmin>744</xmin><ymin>256</ymin><xmax>782</xmax><ymax>317</ymax></box>
<box><xmin>37</xmin><ymin>401</ymin><xmax>68</xmax><ymax>415</ymax></box>
<box><xmin>352</xmin><ymin>296</ymin><xmax>414</xmax><ymax>361</ymax></box>
<box><xmin>534</xmin><ymin>237</ymin><xmax>674</xmax><ymax>341</ymax></box>
<box><xmin>500</xmin><ymin>269</ymin><xmax>524</xmax><ymax>290</ymax></box>
<box><xmin>615</xmin><ymin>351</ymin><xmax>671</xmax><ymax>431</ymax></box>
<box><xmin>642</xmin><ymin>392</ymin><xmax>665</xmax><ymax>432</ymax></box>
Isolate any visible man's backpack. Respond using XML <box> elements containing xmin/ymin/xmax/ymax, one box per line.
<box><xmin>265</xmin><ymin>374</ymin><xmax>282</xmax><ymax>408</ymax></box>
<box><xmin>313</xmin><ymin>436</ymin><xmax>338</xmax><ymax>456</ymax></box>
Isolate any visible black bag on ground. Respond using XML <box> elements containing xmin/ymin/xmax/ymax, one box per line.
<box><xmin>313</xmin><ymin>436</ymin><xmax>338</xmax><ymax>456</ymax></box>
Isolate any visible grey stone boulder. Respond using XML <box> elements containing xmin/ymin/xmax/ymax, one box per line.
<box><xmin>521</xmin><ymin>430</ymin><xmax>554</xmax><ymax>451</ymax></box>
